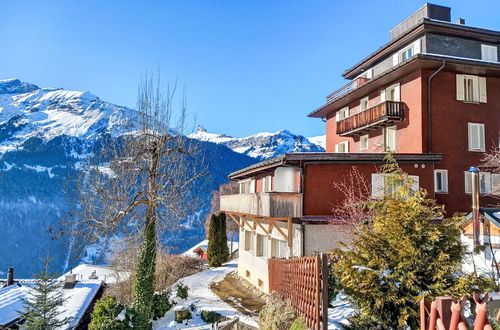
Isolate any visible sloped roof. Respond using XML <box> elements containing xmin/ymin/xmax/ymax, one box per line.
<box><xmin>465</xmin><ymin>208</ymin><xmax>500</xmax><ymax>228</ymax></box>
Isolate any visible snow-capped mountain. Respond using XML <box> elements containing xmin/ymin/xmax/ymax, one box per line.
<box><xmin>188</xmin><ymin>126</ymin><xmax>325</xmax><ymax>159</ymax></box>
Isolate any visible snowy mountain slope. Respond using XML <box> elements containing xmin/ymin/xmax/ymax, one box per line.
<box><xmin>0</xmin><ymin>79</ymin><xmax>256</xmax><ymax>277</ymax></box>
<box><xmin>188</xmin><ymin>126</ymin><xmax>325</xmax><ymax>159</ymax></box>
<box><xmin>307</xmin><ymin>135</ymin><xmax>326</xmax><ymax>150</ymax></box>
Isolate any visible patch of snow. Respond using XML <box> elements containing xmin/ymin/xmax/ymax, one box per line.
<box><xmin>328</xmin><ymin>293</ymin><xmax>355</xmax><ymax>329</ymax></box>
<box><xmin>59</xmin><ymin>264</ymin><xmax>129</xmax><ymax>285</ymax></box>
<box><xmin>183</xmin><ymin>239</ymin><xmax>239</xmax><ymax>258</ymax></box>
<box><xmin>153</xmin><ymin>259</ymin><xmax>257</xmax><ymax>329</ymax></box>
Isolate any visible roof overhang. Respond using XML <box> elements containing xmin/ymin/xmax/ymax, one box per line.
<box><xmin>229</xmin><ymin>152</ymin><xmax>443</xmax><ymax>180</ymax></box>
<box><xmin>309</xmin><ymin>54</ymin><xmax>500</xmax><ymax>119</ymax></box>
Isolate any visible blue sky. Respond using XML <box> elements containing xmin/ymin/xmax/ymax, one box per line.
<box><xmin>1</xmin><ymin>1</ymin><xmax>499</xmax><ymax>137</ymax></box>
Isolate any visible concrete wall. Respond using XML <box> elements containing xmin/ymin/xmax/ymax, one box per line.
<box><xmin>304</xmin><ymin>225</ymin><xmax>349</xmax><ymax>255</ymax></box>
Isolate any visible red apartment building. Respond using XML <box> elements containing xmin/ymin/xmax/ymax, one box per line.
<box><xmin>220</xmin><ymin>4</ymin><xmax>500</xmax><ymax>292</ymax></box>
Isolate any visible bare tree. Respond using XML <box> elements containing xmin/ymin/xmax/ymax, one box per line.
<box><xmin>67</xmin><ymin>75</ymin><xmax>205</xmax><ymax>327</ymax></box>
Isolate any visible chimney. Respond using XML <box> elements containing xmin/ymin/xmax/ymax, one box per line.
<box><xmin>64</xmin><ymin>274</ymin><xmax>77</xmax><ymax>289</ymax></box>
<box><xmin>456</xmin><ymin>18</ymin><xmax>465</xmax><ymax>25</ymax></box>
<box><xmin>469</xmin><ymin>167</ymin><xmax>480</xmax><ymax>247</ymax></box>
<box><xmin>6</xmin><ymin>267</ymin><xmax>14</xmax><ymax>286</ymax></box>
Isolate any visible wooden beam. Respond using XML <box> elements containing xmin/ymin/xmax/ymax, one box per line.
<box><xmin>269</xmin><ymin>220</ymin><xmax>288</xmax><ymax>243</ymax></box>
<box><xmin>287</xmin><ymin>217</ymin><xmax>293</xmax><ymax>247</ymax></box>
<box><xmin>240</xmin><ymin>216</ymin><xmax>253</xmax><ymax>232</ymax></box>
<box><xmin>227</xmin><ymin>213</ymin><xmax>242</xmax><ymax>229</ymax></box>
<box><xmin>253</xmin><ymin>217</ymin><xmax>271</xmax><ymax>236</ymax></box>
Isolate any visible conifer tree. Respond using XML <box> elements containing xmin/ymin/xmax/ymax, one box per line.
<box><xmin>19</xmin><ymin>258</ymin><xmax>71</xmax><ymax>330</ymax></box>
<box><xmin>207</xmin><ymin>212</ymin><xmax>229</xmax><ymax>267</ymax></box>
<box><xmin>333</xmin><ymin>154</ymin><xmax>485</xmax><ymax>329</ymax></box>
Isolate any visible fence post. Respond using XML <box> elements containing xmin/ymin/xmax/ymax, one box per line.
<box><xmin>321</xmin><ymin>254</ymin><xmax>329</xmax><ymax>330</ymax></box>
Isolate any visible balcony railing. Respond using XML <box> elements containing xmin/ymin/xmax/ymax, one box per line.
<box><xmin>326</xmin><ymin>77</ymin><xmax>369</xmax><ymax>104</ymax></box>
<box><xmin>336</xmin><ymin>101</ymin><xmax>405</xmax><ymax>136</ymax></box>
<box><xmin>220</xmin><ymin>192</ymin><xmax>302</xmax><ymax>218</ymax></box>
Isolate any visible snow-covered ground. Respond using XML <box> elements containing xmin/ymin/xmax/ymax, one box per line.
<box><xmin>328</xmin><ymin>293</ymin><xmax>355</xmax><ymax>329</ymax></box>
<box><xmin>153</xmin><ymin>259</ymin><xmax>258</xmax><ymax>329</ymax></box>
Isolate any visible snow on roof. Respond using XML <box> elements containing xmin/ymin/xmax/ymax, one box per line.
<box><xmin>0</xmin><ymin>280</ymin><xmax>102</xmax><ymax>329</ymax></box>
<box><xmin>59</xmin><ymin>264</ymin><xmax>129</xmax><ymax>285</ymax></box>
<box><xmin>183</xmin><ymin>240</ymin><xmax>239</xmax><ymax>258</ymax></box>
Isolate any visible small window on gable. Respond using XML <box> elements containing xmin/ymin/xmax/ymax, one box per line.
<box><xmin>360</xmin><ymin>97</ymin><xmax>369</xmax><ymax>111</ymax></box>
<box><xmin>434</xmin><ymin>170</ymin><xmax>448</xmax><ymax>193</ymax></box>
<box><xmin>482</xmin><ymin>44</ymin><xmax>498</xmax><ymax>62</ymax></box>
<box><xmin>335</xmin><ymin>107</ymin><xmax>349</xmax><ymax>122</ymax></box>
<box><xmin>335</xmin><ymin>141</ymin><xmax>349</xmax><ymax>153</ymax></box>
<box><xmin>360</xmin><ymin>134</ymin><xmax>369</xmax><ymax>150</ymax></box>
<box><xmin>468</xmin><ymin>123</ymin><xmax>485</xmax><ymax>152</ymax></box>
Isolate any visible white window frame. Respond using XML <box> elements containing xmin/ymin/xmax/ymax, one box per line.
<box><xmin>492</xmin><ymin>174</ymin><xmax>500</xmax><ymax>195</ymax></box>
<box><xmin>335</xmin><ymin>106</ymin><xmax>349</xmax><ymax>122</ymax></box>
<box><xmin>468</xmin><ymin>123</ymin><xmax>485</xmax><ymax>152</ymax></box>
<box><xmin>383</xmin><ymin>125</ymin><xmax>397</xmax><ymax>152</ymax></box>
<box><xmin>360</xmin><ymin>134</ymin><xmax>369</xmax><ymax>150</ymax></box>
<box><xmin>360</xmin><ymin>97</ymin><xmax>369</xmax><ymax>111</ymax></box>
<box><xmin>434</xmin><ymin>169</ymin><xmax>448</xmax><ymax>193</ymax></box>
<box><xmin>263</xmin><ymin>175</ymin><xmax>272</xmax><ymax>192</ymax></box>
<box><xmin>371</xmin><ymin>173</ymin><xmax>419</xmax><ymax>199</ymax></box>
<box><xmin>384</xmin><ymin>83</ymin><xmax>400</xmax><ymax>102</ymax></box>
<box><xmin>464</xmin><ymin>171</ymin><xmax>491</xmax><ymax>194</ymax></box>
<box><xmin>456</xmin><ymin>74</ymin><xmax>487</xmax><ymax>103</ymax></box>
<box><xmin>481</xmin><ymin>44</ymin><xmax>498</xmax><ymax>62</ymax></box>
<box><xmin>335</xmin><ymin>141</ymin><xmax>349</xmax><ymax>153</ymax></box>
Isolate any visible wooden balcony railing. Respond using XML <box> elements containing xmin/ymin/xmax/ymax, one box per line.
<box><xmin>336</xmin><ymin>101</ymin><xmax>405</xmax><ymax>136</ymax></box>
<box><xmin>326</xmin><ymin>77</ymin><xmax>369</xmax><ymax>104</ymax></box>
<box><xmin>220</xmin><ymin>192</ymin><xmax>302</xmax><ymax>218</ymax></box>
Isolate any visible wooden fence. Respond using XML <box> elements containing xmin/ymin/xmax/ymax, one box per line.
<box><xmin>420</xmin><ymin>293</ymin><xmax>499</xmax><ymax>329</ymax></box>
<box><xmin>268</xmin><ymin>254</ymin><xmax>331</xmax><ymax>330</ymax></box>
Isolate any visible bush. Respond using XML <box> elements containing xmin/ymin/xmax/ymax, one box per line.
<box><xmin>200</xmin><ymin>310</ymin><xmax>222</xmax><ymax>324</ymax></box>
<box><xmin>152</xmin><ymin>291</ymin><xmax>172</xmax><ymax>320</ymax></box>
<box><xmin>259</xmin><ymin>293</ymin><xmax>297</xmax><ymax>330</ymax></box>
<box><xmin>88</xmin><ymin>295</ymin><xmax>131</xmax><ymax>330</ymax></box>
<box><xmin>176</xmin><ymin>284</ymin><xmax>189</xmax><ymax>299</ymax></box>
<box><xmin>207</xmin><ymin>212</ymin><xmax>229</xmax><ymax>267</ymax></box>
<box><xmin>175</xmin><ymin>309</ymin><xmax>192</xmax><ymax>324</ymax></box>
<box><xmin>289</xmin><ymin>317</ymin><xmax>308</xmax><ymax>330</ymax></box>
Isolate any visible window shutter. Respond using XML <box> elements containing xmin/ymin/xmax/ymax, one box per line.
<box><xmin>394</xmin><ymin>84</ymin><xmax>400</xmax><ymax>102</ymax></box>
<box><xmin>335</xmin><ymin>111</ymin><xmax>340</xmax><ymax>122</ymax></box>
<box><xmin>392</xmin><ymin>53</ymin><xmax>399</xmax><ymax>67</ymax></box>
<box><xmin>334</xmin><ymin>143</ymin><xmax>339</xmax><ymax>153</ymax></box>
<box><xmin>479</xmin><ymin>77</ymin><xmax>487</xmax><ymax>103</ymax></box>
<box><xmin>345</xmin><ymin>141</ymin><xmax>349</xmax><ymax>152</ymax></box>
<box><xmin>492</xmin><ymin>174</ymin><xmax>500</xmax><ymax>195</ymax></box>
<box><xmin>409</xmin><ymin>175</ymin><xmax>419</xmax><ymax>193</ymax></box>
<box><xmin>442</xmin><ymin>171</ymin><xmax>448</xmax><ymax>192</ymax></box>
<box><xmin>464</xmin><ymin>171</ymin><xmax>472</xmax><ymax>194</ymax></box>
<box><xmin>472</xmin><ymin>76</ymin><xmax>480</xmax><ymax>102</ymax></box>
<box><xmin>380</xmin><ymin>89</ymin><xmax>386</xmax><ymax>103</ymax></box>
<box><xmin>371</xmin><ymin>174</ymin><xmax>384</xmax><ymax>199</ymax></box>
<box><xmin>250</xmin><ymin>179</ymin><xmax>255</xmax><ymax>193</ymax></box>
<box><xmin>479</xmin><ymin>124</ymin><xmax>485</xmax><ymax>151</ymax></box>
<box><xmin>413</xmin><ymin>39</ymin><xmax>421</xmax><ymax>54</ymax></box>
<box><xmin>456</xmin><ymin>75</ymin><xmax>465</xmax><ymax>101</ymax></box>
<box><xmin>482</xmin><ymin>172</ymin><xmax>492</xmax><ymax>194</ymax></box>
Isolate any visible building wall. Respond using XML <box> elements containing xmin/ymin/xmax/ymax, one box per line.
<box><xmin>303</xmin><ymin>225</ymin><xmax>349</xmax><ymax>255</ymax></box>
<box><xmin>302</xmin><ymin>162</ymin><xmax>435</xmax><ymax>216</ymax></box>
<box><xmin>423</xmin><ymin>70</ymin><xmax>500</xmax><ymax>214</ymax></box>
<box><xmin>426</xmin><ymin>33</ymin><xmax>500</xmax><ymax>61</ymax></box>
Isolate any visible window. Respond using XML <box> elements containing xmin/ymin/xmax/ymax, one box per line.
<box><xmin>434</xmin><ymin>170</ymin><xmax>448</xmax><ymax>193</ymax></box>
<box><xmin>384</xmin><ymin>83</ymin><xmax>400</xmax><ymax>102</ymax></box>
<box><xmin>360</xmin><ymin>134</ymin><xmax>369</xmax><ymax>150</ymax></box>
<box><xmin>464</xmin><ymin>171</ymin><xmax>491</xmax><ymax>194</ymax></box>
<box><xmin>383</xmin><ymin>125</ymin><xmax>397</xmax><ymax>152</ymax></box>
<box><xmin>392</xmin><ymin>39</ymin><xmax>421</xmax><ymax>66</ymax></box>
<box><xmin>372</xmin><ymin>173</ymin><xmax>419</xmax><ymax>198</ymax></box>
<box><xmin>278</xmin><ymin>240</ymin><xmax>288</xmax><ymax>258</ymax></box>
<box><xmin>482</xmin><ymin>44</ymin><xmax>498</xmax><ymax>62</ymax></box>
<box><xmin>244</xmin><ymin>231</ymin><xmax>253</xmax><ymax>251</ymax></box>
<box><xmin>468</xmin><ymin>123</ymin><xmax>485</xmax><ymax>152</ymax></box>
<box><xmin>239</xmin><ymin>179</ymin><xmax>255</xmax><ymax>194</ymax></box>
<box><xmin>256</xmin><ymin>234</ymin><xmax>264</xmax><ymax>256</ymax></box>
<box><xmin>335</xmin><ymin>107</ymin><xmax>349</xmax><ymax>122</ymax></box>
<box><xmin>492</xmin><ymin>174</ymin><xmax>500</xmax><ymax>195</ymax></box>
<box><xmin>360</xmin><ymin>97</ymin><xmax>369</xmax><ymax>111</ymax></box>
<box><xmin>400</xmin><ymin>47</ymin><xmax>413</xmax><ymax>61</ymax></box>
<box><xmin>263</xmin><ymin>175</ymin><xmax>272</xmax><ymax>192</ymax></box>
<box><xmin>456</xmin><ymin>74</ymin><xmax>487</xmax><ymax>103</ymax></box>
<box><xmin>335</xmin><ymin>141</ymin><xmax>349</xmax><ymax>153</ymax></box>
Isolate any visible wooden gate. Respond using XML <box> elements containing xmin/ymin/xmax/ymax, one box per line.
<box><xmin>268</xmin><ymin>254</ymin><xmax>330</xmax><ymax>330</ymax></box>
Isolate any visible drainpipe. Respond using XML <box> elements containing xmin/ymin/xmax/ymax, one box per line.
<box><xmin>427</xmin><ymin>60</ymin><xmax>446</xmax><ymax>153</ymax></box>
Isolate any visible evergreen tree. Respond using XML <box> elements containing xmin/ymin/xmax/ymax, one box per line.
<box><xmin>333</xmin><ymin>154</ymin><xmax>487</xmax><ymax>329</ymax></box>
<box><xmin>19</xmin><ymin>258</ymin><xmax>71</xmax><ymax>330</ymax></box>
<box><xmin>207</xmin><ymin>212</ymin><xmax>229</xmax><ymax>267</ymax></box>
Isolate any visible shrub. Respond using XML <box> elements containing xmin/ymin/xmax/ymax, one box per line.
<box><xmin>200</xmin><ymin>310</ymin><xmax>222</xmax><ymax>324</ymax></box>
<box><xmin>174</xmin><ymin>309</ymin><xmax>192</xmax><ymax>324</ymax></box>
<box><xmin>176</xmin><ymin>284</ymin><xmax>189</xmax><ymax>299</ymax></box>
<box><xmin>258</xmin><ymin>293</ymin><xmax>297</xmax><ymax>330</ymax></box>
<box><xmin>88</xmin><ymin>295</ymin><xmax>130</xmax><ymax>330</ymax></box>
<box><xmin>207</xmin><ymin>212</ymin><xmax>229</xmax><ymax>267</ymax></box>
<box><xmin>152</xmin><ymin>291</ymin><xmax>172</xmax><ymax>320</ymax></box>
<box><xmin>289</xmin><ymin>317</ymin><xmax>308</xmax><ymax>330</ymax></box>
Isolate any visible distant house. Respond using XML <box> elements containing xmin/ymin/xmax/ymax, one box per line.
<box><xmin>462</xmin><ymin>208</ymin><xmax>500</xmax><ymax>277</ymax></box>
<box><xmin>183</xmin><ymin>239</ymin><xmax>239</xmax><ymax>260</ymax></box>
<box><xmin>0</xmin><ymin>264</ymin><xmax>124</xmax><ymax>329</ymax></box>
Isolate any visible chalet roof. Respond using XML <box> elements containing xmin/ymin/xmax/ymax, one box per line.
<box><xmin>229</xmin><ymin>152</ymin><xmax>443</xmax><ymax>180</ymax></box>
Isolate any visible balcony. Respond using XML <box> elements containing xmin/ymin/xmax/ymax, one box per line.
<box><xmin>336</xmin><ymin>101</ymin><xmax>405</xmax><ymax>136</ymax></box>
<box><xmin>326</xmin><ymin>77</ymin><xmax>369</xmax><ymax>104</ymax></box>
<box><xmin>220</xmin><ymin>192</ymin><xmax>302</xmax><ymax>218</ymax></box>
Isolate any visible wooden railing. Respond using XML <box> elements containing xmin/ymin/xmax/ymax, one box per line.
<box><xmin>219</xmin><ymin>192</ymin><xmax>302</xmax><ymax>218</ymax></box>
<box><xmin>336</xmin><ymin>101</ymin><xmax>404</xmax><ymax>136</ymax></box>
<box><xmin>326</xmin><ymin>77</ymin><xmax>369</xmax><ymax>104</ymax></box>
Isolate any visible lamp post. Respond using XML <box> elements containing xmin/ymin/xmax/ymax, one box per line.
<box><xmin>469</xmin><ymin>167</ymin><xmax>480</xmax><ymax>247</ymax></box>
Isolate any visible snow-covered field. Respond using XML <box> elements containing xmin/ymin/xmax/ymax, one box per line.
<box><xmin>153</xmin><ymin>259</ymin><xmax>258</xmax><ymax>329</ymax></box>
